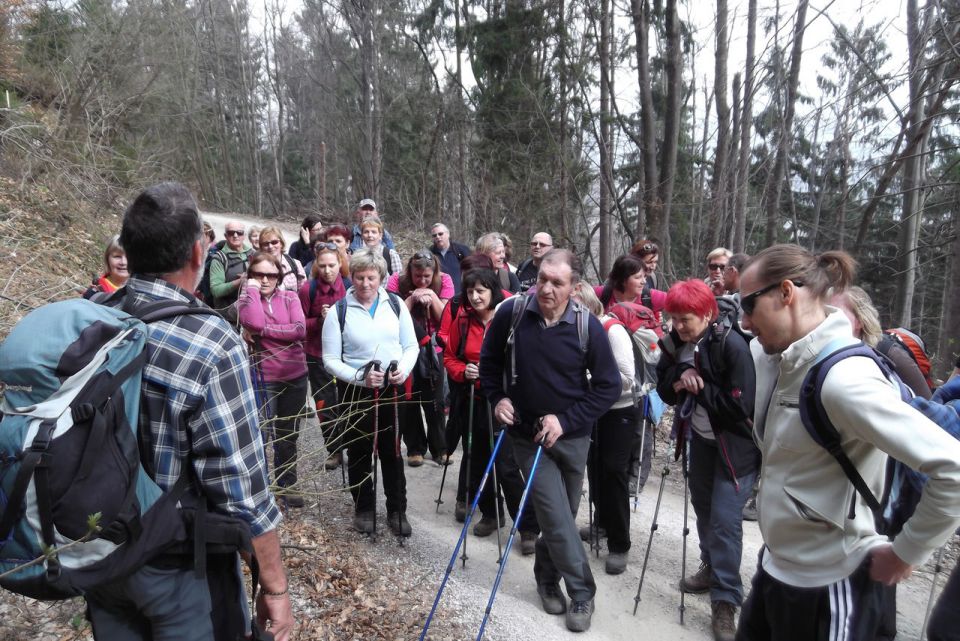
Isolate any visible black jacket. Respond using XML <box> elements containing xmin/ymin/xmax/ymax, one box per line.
<box><xmin>657</xmin><ymin>320</ymin><xmax>760</xmax><ymax>479</ymax></box>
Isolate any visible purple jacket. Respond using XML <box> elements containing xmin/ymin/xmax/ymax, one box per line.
<box><xmin>238</xmin><ymin>286</ymin><xmax>307</xmax><ymax>382</ymax></box>
<box><xmin>297</xmin><ymin>276</ymin><xmax>348</xmax><ymax>358</ymax></box>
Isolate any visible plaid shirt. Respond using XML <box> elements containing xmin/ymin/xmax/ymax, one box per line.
<box><xmin>115</xmin><ymin>276</ymin><xmax>280</xmax><ymax>536</ymax></box>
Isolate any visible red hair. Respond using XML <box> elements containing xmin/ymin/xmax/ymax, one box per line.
<box><xmin>665</xmin><ymin>279</ymin><xmax>718</xmax><ymax>320</ymax></box>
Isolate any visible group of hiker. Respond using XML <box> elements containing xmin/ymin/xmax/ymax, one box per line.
<box><xmin>12</xmin><ymin>180</ymin><xmax>960</xmax><ymax>641</ymax></box>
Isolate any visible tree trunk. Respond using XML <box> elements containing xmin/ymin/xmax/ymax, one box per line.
<box><xmin>936</xmin><ymin>199</ymin><xmax>960</xmax><ymax>377</ymax></box>
<box><xmin>658</xmin><ymin>0</ymin><xmax>682</xmax><ymax>256</ymax></box>
<box><xmin>732</xmin><ymin>0</ymin><xmax>756</xmax><ymax>253</ymax></box>
<box><xmin>631</xmin><ymin>0</ymin><xmax>659</xmax><ymax>240</ymax></box>
<box><xmin>598</xmin><ymin>0</ymin><xmax>613</xmax><ymax>274</ymax></box>
<box><xmin>709</xmin><ymin>0</ymin><xmax>731</xmax><ymax>250</ymax></box>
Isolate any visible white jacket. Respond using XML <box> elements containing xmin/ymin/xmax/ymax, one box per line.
<box><xmin>752</xmin><ymin>308</ymin><xmax>960</xmax><ymax>587</ymax></box>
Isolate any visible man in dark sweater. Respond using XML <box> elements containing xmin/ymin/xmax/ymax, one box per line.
<box><xmin>480</xmin><ymin>248</ymin><xmax>620</xmax><ymax>633</ymax></box>
<box><xmin>429</xmin><ymin>222</ymin><xmax>470</xmax><ymax>294</ymax></box>
<box><xmin>516</xmin><ymin>231</ymin><xmax>553</xmax><ymax>293</ymax></box>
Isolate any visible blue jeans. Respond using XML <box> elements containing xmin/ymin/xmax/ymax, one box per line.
<box><xmin>86</xmin><ymin>564</ymin><xmax>214</xmax><ymax>640</ymax></box>
<box><xmin>688</xmin><ymin>431</ymin><xmax>757</xmax><ymax>605</ymax></box>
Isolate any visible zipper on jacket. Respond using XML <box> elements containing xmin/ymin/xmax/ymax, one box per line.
<box><xmin>715</xmin><ymin>432</ymin><xmax>742</xmax><ymax>492</ymax></box>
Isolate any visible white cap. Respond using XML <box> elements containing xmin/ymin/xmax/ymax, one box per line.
<box><xmin>358</xmin><ymin>198</ymin><xmax>377</xmax><ymax>210</ymax></box>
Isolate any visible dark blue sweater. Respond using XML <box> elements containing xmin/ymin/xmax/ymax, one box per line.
<box><xmin>479</xmin><ymin>295</ymin><xmax>621</xmax><ymax>441</ymax></box>
<box><xmin>431</xmin><ymin>241</ymin><xmax>471</xmax><ymax>294</ymax></box>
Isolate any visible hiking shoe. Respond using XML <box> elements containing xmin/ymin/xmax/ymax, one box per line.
<box><xmin>352</xmin><ymin>510</ymin><xmax>375</xmax><ymax>534</ymax></box>
<box><xmin>438</xmin><ymin>454</ymin><xmax>454</xmax><ymax>466</ymax></box>
<box><xmin>680</xmin><ymin>562</ymin><xmax>712</xmax><ymax>594</ymax></box>
<box><xmin>711</xmin><ymin>601</ymin><xmax>737</xmax><ymax>641</ymax></box>
<box><xmin>605</xmin><ymin>552</ymin><xmax>628</xmax><ymax>575</ymax></box>
<box><xmin>324</xmin><ymin>451</ymin><xmax>342</xmax><ymax>470</ymax></box>
<box><xmin>407</xmin><ymin>454</ymin><xmax>424</xmax><ymax>467</ymax></box>
<box><xmin>537</xmin><ymin>584</ymin><xmax>566</xmax><ymax>615</ymax></box>
<box><xmin>742</xmin><ymin>496</ymin><xmax>758</xmax><ymax>522</ymax></box>
<box><xmin>565</xmin><ymin>598</ymin><xmax>594</xmax><ymax>632</ymax></box>
<box><xmin>628</xmin><ymin>475</ymin><xmax>639</xmax><ymax>498</ymax></box>
<box><xmin>578</xmin><ymin>523</ymin><xmax>605</xmax><ymax>542</ymax></box>
<box><xmin>283</xmin><ymin>493</ymin><xmax>305</xmax><ymax>509</ymax></box>
<box><xmin>454</xmin><ymin>501</ymin><xmax>467</xmax><ymax>523</ymax></box>
<box><xmin>473</xmin><ymin>516</ymin><xmax>500</xmax><ymax>538</ymax></box>
<box><xmin>520</xmin><ymin>531</ymin><xmax>537</xmax><ymax>556</ymax></box>
<box><xmin>388</xmin><ymin>512</ymin><xmax>412</xmax><ymax>537</ymax></box>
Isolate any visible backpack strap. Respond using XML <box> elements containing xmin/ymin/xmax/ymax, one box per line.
<box><xmin>640</xmin><ymin>283</ymin><xmax>653</xmax><ymax>310</ymax></box>
<box><xmin>574</xmin><ymin>301</ymin><xmax>590</xmax><ymax>356</ymax></box>
<box><xmin>505</xmin><ymin>295</ymin><xmax>531</xmax><ymax>391</ymax></box>
<box><xmin>799</xmin><ymin>341</ymin><xmax>912</xmax><ymax>523</ymax></box>
<box><xmin>602</xmin><ymin>317</ymin><xmax>624</xmax><ymax>333</ymax></box>
<box><xmin>309</xmin><ymin>278</ymin><xmax>319</xmax><ymax>305</ymax></box>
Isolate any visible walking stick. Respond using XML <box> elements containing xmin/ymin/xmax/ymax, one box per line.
<box><xmin>921</xmin><ymin>544</ymin><xmax>947</xmax><ymax>639</ymax></box>
<box><xmin>634</xmin><ymin>395</ymin><xmax>650</xmax><ymax>512</ymax></box>
<box><xmin>476</xmin><ymin>441</ymin><xmax>546</xmax><ymax>641</ymax></box>
<box><xmin>461</xmin><ymin>382</ymin><xmax>475</xmax><ymax>568</ymax></box>
<box><xmin>485</xmin><ymin>397</ymin><xmax>503</xmax><ymax>563</ymax></box>
<box><xmin>436</xmin><ymin>386</ymin><xmax>467</xmax><ymax>513</ymax></box>
<box><xmin>387</xmin><ymin>360</ymin><xmax>404</xmax><ymax>546</ymax></box>
<box><xmin>419</xmin><ymin>430</ymin><xmax>508</xmax><ymax>641</ymax></box>
<box><xmin>588</xmin><ymin>422</ymin><xmax>600</xmax><ymax>557</ymax></box>
<box><xmin>368</xmin><ymin>361</ymin><xmax>382</xmax><ymax>541</ymax></box>
<box><xmin>679</xmin><ymin>439</ymin><xmax>690</xmax><ymax>625</ymax></box>
<box><xmin>633</xmin><ymin>463</ymin><xmax>670</xmax><ymax>615</ymax></box>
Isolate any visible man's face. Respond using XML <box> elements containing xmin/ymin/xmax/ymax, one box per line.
<box><xmin>529</xmin><ymin>233</ymin><xmax>553</xmax><ymax>260</ymax></box>
<box><xmin>431</xmin><ymin>226</ymin><xmax>450</xmax><ymax>251</ymax></box>
<box><xmin>225</xmin><ymin>225</ymin><xmax>246</xmax><ymax>251</ymax></box>
<box><xmin>723</xmin><ymin>265</ymin><xmax>739</xmax><ymax>292</ymax></box>
<box><xmin>536</xmin><ymin>260</ymin><xmax>574</xmax><ymax>318</ymax></box>
<box><xmin>740</xmin><ymin>267</ymin><xmax>791</xmax><ymax>354</ymax></box>
<box><xmin>355</xmin><ymin>206</ymin><xmax>377</xmax><ymax>223</ymax></box>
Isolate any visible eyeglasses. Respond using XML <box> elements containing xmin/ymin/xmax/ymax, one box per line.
<box><xmin>431</xmin><ymin>231</ymin><xmax>446</xmax><ymax>238</ymax></box>
<box><xmin>249</xmin><ymin>271</ymin><xmax>280</xmax><ymax>281</ymax></box>
<box><xmin>262</xmin><ymin>239</ymin><xmax>282</xmax><ymax>247</ymax></box>
<box><xmin>314</xmin><ymin>241</ymin><xmax>338</xmax><ymax>252</ymax></box>
<box><xmin>708</xmin><ymin>263</ymin><xmax>726</xmax><ymax>271</ymax></box>
<box><xmin>741</xmin><ymin>281</ymin><xmax>804</xmax><ymax>315</ymax></box>
<box><xmin>226</xmin><ymin>230</ymin><xmax>245</xmax><ymax>237</ymax></box>
<box><xmin>530</xmin><ymin>241</ymin><xmax>552</xmax><ymax>248</ymax></box>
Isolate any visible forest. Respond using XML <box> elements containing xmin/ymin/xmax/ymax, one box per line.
<box><xmin>1</xmin><ymin>0</ymin><xmax>959</xmax><ymax>374</ymax></box>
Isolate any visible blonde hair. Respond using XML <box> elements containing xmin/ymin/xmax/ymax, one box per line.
<box><xmin>360</xmin><ymin>216</ymin><xmax>383</xmax><ymax>235</ymax></box>
<box><xmin>102</xmin><ymin>235</ymin><xmax>124</xmax><ymax>273</ymax></box>
<box><xmin>706</xmin><ymin>247</ymin><xmax>732</xmax><ymax>263</ymax></box>
<box><xmin>258</xmin><ymin>226</ymin><xmax>285</xmax><ymax>250</ymax></box>
<box><xmin>835</xmin><ymin>286</ymin><xmax>882</xmax><ymax>347</ymax></box>
<box><xmin>475</xmin><ymin>232</ymin><xmax>503</xmax><ymax>256</ymax></box>
<box><xmin>574</xmin><ymin>282</ymin><xmax>603</xmax><ymax>317</ymax></box>
<box><xmin>350</xmin><ymin>247</ymin><xmax>387</xmax><ymax>280</ymax></box>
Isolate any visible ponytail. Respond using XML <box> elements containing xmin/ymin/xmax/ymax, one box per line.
<box><xmin>745</xmin><ymin>244</ymin><xmax>857</xmax><ymax>301</ymax></box>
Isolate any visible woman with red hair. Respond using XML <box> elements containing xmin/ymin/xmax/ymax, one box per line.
<box><xmin>656</xmin><ymin>279</ymin><xmax>758</xmax><ymax>641</ymax></box>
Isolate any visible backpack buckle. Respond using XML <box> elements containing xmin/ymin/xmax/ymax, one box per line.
<box><xmin>44</xmin><ymin>555</ymin><xmax>62</xmax><ymax>581</ymax></box>
<box><xmin>29</xmin><ymin>421</ymin><xmax>57</xmax><ymax>452</ymax></box>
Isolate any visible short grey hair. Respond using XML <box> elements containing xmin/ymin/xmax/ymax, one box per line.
<box><xmin>430</xmin><ymin>222</ymin><xmax>449</xmax><ymax>233</ymax></box>
<box><xmin>349</xmin><ymin>247</ymin><xmax>388</xmax><ymax>281</ymax></box>
<box><xmin>540</xmin><ymin>248</ymin><xmax>582</xmax><ymax>284</ymax></box>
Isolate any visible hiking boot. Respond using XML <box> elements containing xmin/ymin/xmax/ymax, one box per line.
<box><xmin>742</xmin><ymin>496</ymin><xmax>758</xmax><ymax>522</ymax></box>
<box><xmin>388</xmin><ymin>512</ymin><xmax>412</xmax><ymax>537</ymax></box>
<box><xmin>711</xmin><ymin>601</ymin><xmax>737</xmax><ymax>641</ymax></box>
<box><xmin>352</xmin><ymin>510</ymin><xmax>375</xmax><ymax>534</ymax></box>
<box><xmin>520</xmin><ymin>531</ymin><xmax>537</xmax><ymax>556</ymax></box>
<box><xmin>537</xmin><ymin>584</ymin><xmax>566</xmax><ymax>615</ymax></box>
<box><xmin>473</xmin><ymin>516</ymin><xmax>500</xmax><ymax>538</ymax></box>
<box><xmin>680</xmin><ymin>562</ymin><xmax>712</xmax><ymax>594</ymax></box>
<box><xmin>605</xmin><ymin>552</ymin><xmax>628</xmax><ymax>575</ymax></box>
<box><xmin>438</xmin><ymin>454</ymin><xmax>454</xmax><ymax>466</ymax></box>
<box><xmin>454</xmin><ymin>501</ymin><xmax>467</xmax><ymax>523</ymax></box>
<box><xmin>407</xmin><ymin>454</ymin><xmax>424</xmax><ymax>467</ymax></box>
<box><xmin>565</xmin><ymin>598</ymin><xmax>594</xmax><ymax>632</ymax></box>
<box><xmin>578</xmin><ymin>523</ymin><xmax>605</xmax><ymax>542</ymax></box>
<box><xmin>324</xmin><ymin>451</ymin><xmax>342</xmax><ymax>470</ymax></box>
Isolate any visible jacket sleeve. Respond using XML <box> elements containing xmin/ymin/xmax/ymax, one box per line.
<box><xmin>397</xmin><ymin>300</ymin><xmax>419</xmax><ymax>377</ymax></box>
<box><xmin>555</xmin><ymin>315</ymin><xmax>621</xmax><ymax>432</ymax></box>
<box><xmin>885</xmin><ymin>343</ymin><xmax>933</xmax><ymax>400</ymax></box>
<box><xmin>697</xmin><ymin>330</ymin><xmax>756</xmax><ymax>437</ymax></box>
<box><xmin>258</xmin><ymin>292</ymin><xmax>305</xmax><ymax>342</ymax></box>
<box><xmin>822</xmin><ymin>359</ymin><xmax>960</xmax><ymax>567</ymax></box>
<box><xmin>237</xmin><ymin>285</ymin><xmax>264</xmax><ymax>332</ymax></box>
<box><xmin>656</xmin><ymin>332</ymin><xmax>692</xmax><ymax>406</ymax></box>
<box><xmin>479</xmin><ymin>299</ymin><xmax>514</xmax><ymax>409</ymax></box>
<box><xmin>443</xmin><ymin>314</ymin><xmax>468</xmax><ymax>383</ymax></box>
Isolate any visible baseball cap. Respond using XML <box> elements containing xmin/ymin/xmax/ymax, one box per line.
<box><xmin>358</xmin><ymin>198</ymin><xmax>377</xmax><ymax>210</ymax></box>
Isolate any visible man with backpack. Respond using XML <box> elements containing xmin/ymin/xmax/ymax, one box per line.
<box><xmin>735</xmin><ymin>244</ymin><xmax>960</xmax><ymax>641</ymax></box>
<box><xmin>479</xmin><ymin>248</ymin><xmax>620</xmax><ymax>633</ymax></box>
<box><xmin>208</xmin><ymin>220</ymin><xmax>254</xmax><ymax>320</ymax></box>
<box><xmin>92</xmin><ymin>184</ymin><xmax>293</xmax><ymax>640</ymax></box>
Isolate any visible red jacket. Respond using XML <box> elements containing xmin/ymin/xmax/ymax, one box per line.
<box><xmin>443</xmin><ymin>307</ymin><xmax>489</xmax><ymax>386</ymax></box>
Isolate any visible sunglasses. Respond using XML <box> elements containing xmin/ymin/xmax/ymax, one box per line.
<box><xmin>249</xmin><ymin>271</ymin><xmax>280</xmax><ymax>281</ymax></box>
<box><xmin>530</xmin><ymin>241</ymin><xmax>552</xmax><ymax>248</ymax></box>
<box><xmin>226</xmin><ymin>230</ymin><xmax>245</xmax><ymax>237</ymax></box>
<box><xmin>431</xmin><ymin>231</ymin><xmax>446</xmax><ymax>238</ymax></box>
<box><xmin>741</xmin><ymin>280</ymin><xmax>804</xmax><ymax>315</ymax></box>
<box><xmin>262</xmin><ymin>239</ymin><xmax>282</xmax><ymax>247</ymax></box>
<box><xmin>414</xmin><ymin>250</ymin><xmax>434</xmax><ymax>262</ymax></box>
<box><xmin>708</xmin><ymin>263</ymin><xmax>726</xmax><ymax>271</ymax></box>
<box><xmin>314</xmin><ymin>241</ymin><xmax>338</xmax><ymax>252</ymax></box>
<box><xmin>639</xmin><ymin>243</ymin><xmax>657</xmax><ymax>254</ymax></box>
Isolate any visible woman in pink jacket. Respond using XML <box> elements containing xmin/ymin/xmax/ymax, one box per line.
<box><xmin>238</xmin><ymin>251</ymin><xmax>308</xmax><ymax>508</ymax></box>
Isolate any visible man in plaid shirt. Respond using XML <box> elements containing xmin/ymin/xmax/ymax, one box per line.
<box><xmin>85</xmin><ymin>183</ymin><xmax>293</xmax><ymax>641</ymax></box>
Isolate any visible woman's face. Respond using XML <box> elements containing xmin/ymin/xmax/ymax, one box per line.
<box><xmin>623</xmin><ymin>269</ymin><xmax>648</xmax><ymax>299</ymax></box>
<box><xmin>467</xmin><ymin>283</ymin><xmax>493</xmax><ymax>312</ymax></box>
<box><xmin>671</xmin><ymin>312</ymin><xmax>711</xmax><ymax>344</ymax></box>
<box><xmin>486</xmin><ymin>242</ymin><xmax>505</xmax><ymax>269</ymax></box>
<box><xmin>249</xmin><ymin>259</ymin><xmax>280</xmax><ymax>296</ymax></box>
<box><xmin>260</xmin><ymin>234</ymin><xmax>283</xmax><ymax>257</ymax></box>
<box><xmin>412</xmin><ymin>267</ymin><xmax>434</xmax><ymax>290</ymax></box>
<box><xmin>249</xmin><ymin>230</ymin><xmax>260</xmax><ymax>249</ymax></box>
<box><xmin>643</xmin><ymin>253</ymin><xmax>658</xmax><ymax>272</ymax></box>
<box><xmin>327</xmin><ymin>234</ymin><xmax>348</xmax><ymax>250</ymax></box>
<box><xmin>107</xmin><ymin>250</ymin><xmax>129</xmax><ymax>282</ymax></box>
<box><xmin>353</xmin><ymin>268</ymin><xmax>381</xmax><ymax>304</ymax></box>
<box><xmin>361</xmin><ymin>226</ymin><xmax>382</xmax><ymax>247</ymax></box>
<box><xmin>316</xmin><ymin>251</ymin><xmax>340</xmax><ymax>285</ymax></box>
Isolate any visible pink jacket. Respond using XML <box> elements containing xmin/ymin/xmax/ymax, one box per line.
<box><xmin>238</xmin><ymin>286</ymin><xmax>307</xmax><ymax>382</ymax></box>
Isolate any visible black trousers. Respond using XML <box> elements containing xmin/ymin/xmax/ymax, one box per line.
<box><xmin>588</xmin><ymin>404</ymin><xmax>639</xmax><ymax>553</ymax></box>
<box><xmin>339</xmin><ymin>383</ymin><xmax>407</xmax><ymax>514</ymax></box>
<box><xmin>265</xmin><ymin>376</ymin><xmax>308</xmax><ymax>490</ymax></box>
<box><xmin>402</xmin><ymin>370</ymin><xmax>446</xmax><ymax>459</ymax></box>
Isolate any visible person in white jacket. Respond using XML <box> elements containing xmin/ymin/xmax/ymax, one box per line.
<box><xmin>735</xmin><ymin>243</ymin><xmax>960</xmax><ymax>641</ymax></box>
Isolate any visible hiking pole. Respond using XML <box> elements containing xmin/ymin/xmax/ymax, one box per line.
<box><xmin>476</xmin><ymin>440</ymin><xmax>546</xmax><ymax>641</ymax></box>
<box><xmin>633</xmin><ymin>463</ymin><xmax>670</xmax><ymax>615</ymax></box>
<box><xmin>436</xmin><ymin>387</ymin><xmax>468</xmax><ymax>513</ymax></box>
<box><xmin>485</xmin><ymin>398</ymin><xmax>503</xmax><ymax>564</ymax></box>
<box><xmin>679</xmin><ymin>439</ymin><xmax>690</xmax><ymax>625</ymax></box>
<box><xmin>367</xmin><ymin>360</ymin><xmax>383</xmax><ymax>542</ymax></box>
<box><xmin>634</xmin><ymin>395</ymin><xmax>650</xmax><ymax>512</ymax></box>
<box><xmin>921</xmin><ymin>544</ymin><xmax>947</xmax><ymax>639</ymax></box>
<box><xmin>588</xmin><ymin>422</ymin><xmax>600</xmax><ymax>558</ymax></box>
<box><xmin>461</xmin><ymin>383</ymin><xmax>476</xmax><ymax>568</ymax></box>
<box><xmin>387</xmin><ymin>360</ymin><xmax>404</xmax><ymax>546</ymax></box>
<box><xmin>419</xmin><ymin>430</ymin><xmax>509</xmax><ymax>641</ymax></box>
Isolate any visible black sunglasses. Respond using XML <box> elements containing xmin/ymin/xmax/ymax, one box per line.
<box><xmin>226</xmin><ymin>229</ymin><xmax>245</xmax><ymax>237</ymax></box>
<box><xmin>314</xmin><ymin>241</ymin><xmax>338</xmax><ymax>252</ymax></box>
<box><xmin>741</xmin><ymin>280</ymin><xmax>804</xmax><ymax>315</ymax></box>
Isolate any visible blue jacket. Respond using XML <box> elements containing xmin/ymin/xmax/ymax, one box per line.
<box><xmin>431</xmin><ymin>241</ymin><xmax>471</xmax><ymax>294</ymax></box>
